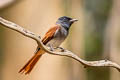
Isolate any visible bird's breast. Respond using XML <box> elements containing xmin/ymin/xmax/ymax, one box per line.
<box><xmin>46</xmin><ymin>27</ymin><xmax>68</xmax><ymax>47</ymax></box>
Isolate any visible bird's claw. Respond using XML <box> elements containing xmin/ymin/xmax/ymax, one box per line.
<box><xmin>56</xmin><ymin>47</ymin><xmax>65</xmax><ymax>52</ymax></box>
<box><xmin>48</xmin><ymin>44</ymin><xmax>54</xmax><ymax>51</ymax></box>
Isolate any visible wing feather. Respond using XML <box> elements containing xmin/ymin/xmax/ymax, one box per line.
<box><xmin>42</xmin><ymin>25</ymin><xmax>60</xmax><ymax>45</ymax></box>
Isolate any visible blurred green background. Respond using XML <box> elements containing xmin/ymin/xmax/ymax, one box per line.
<box><xmin>0</xmin><ymin>0</ymin><xmax>120</xmax><ymax>80</ymax></box>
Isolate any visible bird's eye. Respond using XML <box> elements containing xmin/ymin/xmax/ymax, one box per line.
<box><xmin>63</xmin><ymin>18</ymin><xmax>66</xmax><ymax>20</ymax></box>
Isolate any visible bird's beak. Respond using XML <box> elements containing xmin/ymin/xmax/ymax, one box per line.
<box><xmin>70</xmin><ymin>19</ymin><xmax>78</xmax><ymax>22</ymax></box>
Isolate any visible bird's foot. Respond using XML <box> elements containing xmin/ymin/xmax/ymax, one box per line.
<box><xmin>48</xmin><ymin>44</ymin><xmax>54</xmax><ymax>51</ymax></box>
<box><xmin>56</xmin><ymin>47</ymin><xmax>65</xmax><ymax>52</ymax></box>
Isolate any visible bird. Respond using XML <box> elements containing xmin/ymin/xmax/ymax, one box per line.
<box><xmin>19</xmin><ymin>16</ymin><xmax>78</xmax><ymax>74</ymax></box>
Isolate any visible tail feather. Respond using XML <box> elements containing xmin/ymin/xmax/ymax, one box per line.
<box><xmin>19</xmin><ymin>50</ymin><xmax>44</xmax><ymax>74</ymax></box>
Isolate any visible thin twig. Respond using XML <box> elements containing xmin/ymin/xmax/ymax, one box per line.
<box><xmin>0</xmin><ymin>17</ymin><xmax>120</xmax><ymax>72</ymax></box>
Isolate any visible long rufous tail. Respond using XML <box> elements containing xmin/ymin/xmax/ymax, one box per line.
<box><xmin>19</xmin><ymin>50</ymin><xmax>45</xmax><ymax>74</ymax></box>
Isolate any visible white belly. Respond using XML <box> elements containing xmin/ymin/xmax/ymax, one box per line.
<box><xmin>46</xmin><ymin>38</ymin><xmax>64</xmax><ymax>47</ymax></box>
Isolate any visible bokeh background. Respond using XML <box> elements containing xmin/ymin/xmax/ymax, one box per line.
<box><xmin>0</xmin><ymin>0</ymin><xmax>120</xmax><ymax>80</ymax></box>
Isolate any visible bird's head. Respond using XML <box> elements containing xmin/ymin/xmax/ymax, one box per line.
<box><xmin>56</xmin><ymin>16</ymin><xmax>78</xmax><ymax>30</ymax></box>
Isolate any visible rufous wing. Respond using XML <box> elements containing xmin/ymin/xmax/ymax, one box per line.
<box><xmin>42</xmin><ymin>25</ymin><xmax>60</xmax><ymax>44</ymax></box>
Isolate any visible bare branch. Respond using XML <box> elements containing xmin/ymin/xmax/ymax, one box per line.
<box><xmin>0</xmin><ymin>17</ymin><xmax>120</xmax><ymax>72</ymax></box>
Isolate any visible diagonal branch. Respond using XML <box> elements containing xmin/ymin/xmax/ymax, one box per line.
<box><xmin>0</xmin><ymin>17</ymin><xmax>120</xmax><ymax>72</ymax></box>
